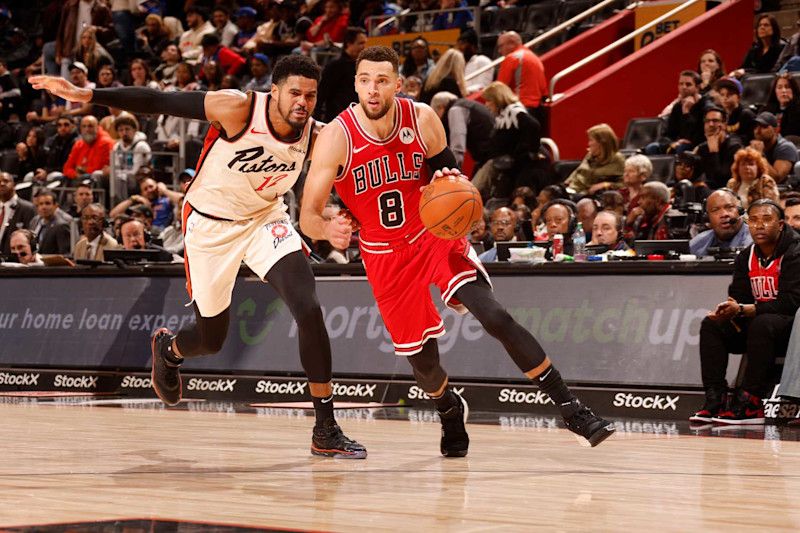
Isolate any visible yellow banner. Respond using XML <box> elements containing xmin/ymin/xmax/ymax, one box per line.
<box><xmin>367</xmin><ymin>30</ymin><xmax>462</xmax><ymax>63</ymax></box>
<box><xmin>634</xmin><ymin>1</ymin><xmax>707</xmax><ymax>51</ymax></box>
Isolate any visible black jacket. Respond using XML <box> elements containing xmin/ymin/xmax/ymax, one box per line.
<box><xmin>696</xmin><ymin>135</ymin><xmax>744</xmax><ymax>189</ymax></box>
<box><xmin>419</xmin><ymin>76</ymin><xmax>463</xmax><ymax>106</ymax></box>
<box><xmin>739</xmin><ymin>40</ymin><xmax>785</xmax><ymax>75</ymax></box>
<box><xmin>28</xmin><ymin>208</ymin><xmax>72</xmax><ymax>255</ymax></box>
<box><xmin>730</xmin><ymin>226</ymin><xmax>800</xmax><ymax>316</ymax></box>
<box><xmin>440</xmin><ymin>98</ymin><xmax>495</xmax><ymax>165</ymax></box>
<box><xmin>760</xmin><ymin>101</ymin><xmax>800</xmax><ymax>139</ymax></box>
<box><xmin>44</xmin><ymin>131</ymin><xmax>79</xmax><ymax>174</ymax></box>
<box><xmin>0</xmin><ymin>195</ymin><xmax>36</xmax><ymax>254</ymax></box>
<box><xmin>316</xmin><ymin>51</ymin><xmax>358</xmax><ymax>123</ymax></box>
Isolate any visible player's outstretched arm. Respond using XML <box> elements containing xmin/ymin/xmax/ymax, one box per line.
<box><xmin>300</xmin><ymin>123</ymin><xmax>351</xmax><ymax>250</ymax></box>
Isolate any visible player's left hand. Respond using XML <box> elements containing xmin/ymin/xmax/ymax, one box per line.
<box><xmin>324</xmin><ymin>215</ymin><xmax>353</xmax><ymax>250</ymax></box>
<box><xmin>337</xmin><ymin>209</ymin><xmax>361</xmax><ymax>231</ymax></box>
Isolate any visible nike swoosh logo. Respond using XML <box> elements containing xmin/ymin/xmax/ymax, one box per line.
<box><xmin>251</xmin><ymin>128</ymin><xmax>269</xmax><ymax>135</ymax></box>
<box><xmin>320</xmin><ymin>396</ymin><xmax>333</xmax><ymax>404</ymax></box>
<box><xmin>353</xmin><ymin>145</ymin><xmax>368</xmax><ymax>154</ymax></box>
<box><xmin>539</xmin><ymin>368</ymin><xmax>552</xmax><ymax>382</ymax></box>
<box><xmin>745</xmin><ymin>408</ymin><xmax>762</xmax><ymax>416</ymax></box>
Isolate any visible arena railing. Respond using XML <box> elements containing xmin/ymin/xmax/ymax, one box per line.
<box><xmin>365</xmin><ymin>6</ymin><xmax>481</xmax><ymax>38</ymax></box>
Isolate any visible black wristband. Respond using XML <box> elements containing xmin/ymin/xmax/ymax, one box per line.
<box><xmin>425</xmin><ymin>147</ymin><xmax>458</xmax><ymax>174</ymax></box>
<box><xmin>90</xmin><ymin>87</ymin><xmax>208</xmax><ymax>121</ymax></box>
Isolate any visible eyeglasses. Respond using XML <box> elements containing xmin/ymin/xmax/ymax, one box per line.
<box><xmin>489</xmin><ymin>220</ymin><xmax>513</xmax><ymax>227</ymax></box>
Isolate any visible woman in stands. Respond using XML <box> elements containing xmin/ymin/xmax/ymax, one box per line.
<box><xmin>727</xmin><ymin>147</ymin><xmax>779</xmax><ymax>208</ymax></box>
<box><xmin>200</xmin><ymin>60</ymin><xmax>224</xmax><ymax>92</ymax></box>
<box><xmin>14</xmin><ymin>127</ymin><xmax>46</xmax><ymax>182</ymax></box>
<box><xmin>618</xmin><ymin>154</ymin><xmax>652</xmax><ymax>228</ymax></box>
<box><xmin>697</xmin><ymin>49</ymin><xmax>725</xmax><ymax>94</ymax></box>
<box><xmin>74</xmin><ymin>27</ymin><xmax>114</xmax><ymax>82</ymax></box>
<box><xmin>401</xmin><ymin>37</ymin><xmax>435</xmax><ymax>82</ymax></box>
<box><xmin>730</xmin><ymin>14</ymin><xmax>784</xmax><ymax>78</ymax></box>
<box><xmin>564</xmin><ymin>123</ymin><xmax>625</xmax><ymax>195</ymax></box>
<box><xmin>418</xmin><ymin>48</ymin><xmax>467</xmax><ymax>104</ymax></box>
<box><xmin>154</xmin><ymin>44</ymin><xmax>182</xmax><ymax>88</ymax></box>
<box><xmin>92</xmin><ymin>65</ymin><xmax>124</xmax><ymax>120</ymax></box>
<box><xmin>478</xmin><ymin>81</ymin><xmax>543</xmax><ymax>199</ymax></box>
<box><xmin>172</xmin><ymin>62</ymin><xmax>199</xmax><ymax>92</ymax></box>
<box><xmin>760</xmin><ymin>73</ymin><xmax>800</xmax><ymax>139</ymax></box>
<box><xmin>136</xmin><ymin>14</ymin><xmax>171</xmax><ymax>70</ymax></box>
<box><xmin>128</xmin><ymin>58</ymin><xmax>161</xmax><ymax>90</ymax></box>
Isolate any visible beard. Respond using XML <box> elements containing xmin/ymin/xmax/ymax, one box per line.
<box><xmin>360</xmin><ymin>97</ymin><xmax>392</xmax><ymax>120</ymax></box>
<box><xmin>82</xmin><ymin>132</ymin><xmax>97</xmax><ymax>145</ymax></box>
<box><xmin>276</xmin><ymin>95</ymin><xmax>309</xmax><ymax>132</ymax></box>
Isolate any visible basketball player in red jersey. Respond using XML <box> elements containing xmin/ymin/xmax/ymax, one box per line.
<box><xmin>30</xmin><ymin>56</ymin><xmax>367</xmax><ymax>459</ymax></box>
<box><xmin>301</xmin><ymin>46</ymin><xmax>614</xmax><ymax>455</ymax></box>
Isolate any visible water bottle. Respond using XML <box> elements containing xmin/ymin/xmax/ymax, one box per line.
<box><xmin>573</xmin><ymin>222</ymin><xmax>586</xmax><ymax>262</ymax></box>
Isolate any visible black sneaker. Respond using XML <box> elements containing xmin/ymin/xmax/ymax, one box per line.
<box><xmin>689</xmin><ymin>386</ymin><xmax>727</xmax><ymax>423</ymax></box>
<box><xmin>712</xmin><ymin>389</ymin><xmax>765</xmax><ymax>425</ymax></box>
<box><xmin>311</xmin><ymin>420</ymin><xmax>367</xmax><ymax>459</ymax></box>
<box><xmin>151</xmin><ymin>328</ymin><xmax>182</xmax><ymax>407</ymax></box>
<box><xmin>438</xmin><ymin>392</ymin><xmax>469</xmax><ymax>457</ymax></box>
<box><xmin>563</xmin><ymin>400</ymin><xmax>615</xmax><ymax>447</ymax></box>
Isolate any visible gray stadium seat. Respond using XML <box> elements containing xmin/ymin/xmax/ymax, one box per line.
<box><xmin>646</xmin><ymin>155</ymin><xmax>675</xmax><ymax>183</ymax></box>
<box><xmin>622</xmin><ymin>117</ymin><xmax>663</xmax><ymax>151</ymax></box>
<box><xmin>524</xmin><ymin>1</ymin><xmax>562</xmax><ymax>36</ymax></box>
<box><xmin>740</xmin><ymin>73</ymin><xmax>776</xmax><ymax>108</ymax></box>
<box><xmin>553</xmin><ymin>159</ymin><xmax>581</xmax><ymax>183</ymax></box>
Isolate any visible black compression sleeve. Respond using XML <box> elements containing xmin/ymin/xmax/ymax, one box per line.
<box><xmin>425</xmin><ymin>147</ymin><xmax>458</xmax><ymax>174</ymax></box>
<box><xmin>90</xmin><ymin>87</ymin><xmax>208</xmax><ymax>121</ymax></box>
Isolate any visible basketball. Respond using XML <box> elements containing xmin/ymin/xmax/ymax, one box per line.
<box><xmin>419</xmin><ymin>176</ymin><xmax>483</xmax><ymax>240</ymax></box>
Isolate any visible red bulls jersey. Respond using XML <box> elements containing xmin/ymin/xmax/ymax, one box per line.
<box><xmin>747</xmin><ymin>247</ymin><xmax>782</xmax><ymax>302</ymax></box>
<box><xmin>333</xmin><ymin>98</ymin><xmax>429</xmax><ymax>246</ymax></box>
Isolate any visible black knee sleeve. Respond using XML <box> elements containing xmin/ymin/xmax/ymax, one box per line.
<box><xmin>408</xmin><ymin>340</ymin><xmax>448</xmax><ymax>392</ymax></box>
<box><xmin>175</xmin><ymin>304</ymin><xmax>230</xmax><ymax>357</ymax></box>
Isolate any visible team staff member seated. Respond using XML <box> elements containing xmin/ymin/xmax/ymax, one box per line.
<box><xmin>691</xmin><ymin>199</ymin><xmax>800</xmax><ymax>424</ymax></box>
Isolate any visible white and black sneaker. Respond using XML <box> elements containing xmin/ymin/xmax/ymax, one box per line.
<box><xmin>438</xmin><ymin>392</ymin><xmax>470</xmax><ymax>457</ymax></box>
<box><xmin>563</xmin><ymin>399</ymin><xmax>615</xmax><ymax>447</ymax></box>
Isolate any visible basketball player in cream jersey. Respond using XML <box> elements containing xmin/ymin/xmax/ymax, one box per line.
<box><xmin>301</xmin><ymin>46</ymin><xmax>614</xmax><ymax>456</ymax></box>
<box><xmin>31</xmin><ymin>56</ymin><xmax>367</xmax><ymax>459</ymax></box>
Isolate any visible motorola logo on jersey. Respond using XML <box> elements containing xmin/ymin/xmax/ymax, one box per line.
<box><xmin>54</xmin><ymin>375</ymin><xmax>99</xmax><ymax>389</ymax></box>
<box><xmin>0</xmin><ymin>372</ymin><xmax>40</xmax><ymax>386</ymax></box>
<box><xmin>399</xmin><ymin>127</ymin><xmax>415</xmax><ymax>144</ymax></box>
<box><xmin>186</xmin><ymin>378</ymin><xmax>237</xmax><ymax>392</ymax></box>
<box><xmin>353</xmin><ymin>152</ymin><xmax>424</xmax><ymax>195</ymax></box>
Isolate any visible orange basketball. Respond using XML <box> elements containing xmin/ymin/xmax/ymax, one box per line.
<box><xmin>418</xmin><ymin>176</ymin><xmax>483</xmax><ymax>240</ymax></box>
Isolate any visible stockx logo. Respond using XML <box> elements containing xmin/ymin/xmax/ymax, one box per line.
<box><xmin>613</xmin><ymin>393</ymin><xmax>679</xmax><ymax>411</ymax></box>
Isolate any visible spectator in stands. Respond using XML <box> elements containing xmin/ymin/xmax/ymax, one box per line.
<box><xmin>714</xmin><ymin>77</ymin><xmax>755</xmax><ymax>144</ymax></box>
<box><xmin>690</xmin><ymin>188</ymin><xmax>752</xmax><ymax>256</ymax></box>
<box><xmin>7</xmin><ymin>229</ymin><xmax>44</xmax><ymax>266</ymax></box>
<box><xmin>646</xmin><ymin>71</ymin><xmax>702</xmax><ymax>155</ymax></box>
<box><xmin>0</xmin><ymin>172</ymin><xmax>36</xmax><ymax>254</ymax></box>
<box><xmin>478</xmin><ymin>207</ymin><xmax>518</xmax><ymax>262</ymax></box>
<box><xmin>68</xmin><ymin>183</ymin><xmax>94</xmax><ymax>218</ymax></box>
<box><xmin>469</xmin><ymin>209</ymin><xmax>494</xmax><ymax>251</ymax></box>
<box><xmin>30</xmin><ymin>115</ymin><xmax>79</xmax><ymax>183</ymax></box>
<box><xmin>659</xmin><ymin>70</ymin><xmax>701</xmax><ymax>118</ymax></box>
<box><xmin>511</xmin><ymin>186</ymin><xmax>537</xmax><ymax>211</ymax></box>
<box><xmin>576</xmin><ymin>197</ymin><xmax>598</xmax><ymax>242</ymax></box>
<box><xmin>159</xmin><ymin>198</ymin><xmax>185</xmax><ymax>256</ymax></box>
<box><xmin>357</xmin><ymin>0</ymin><xmax>397</xmax><ymax>36</ymax></box>
<box><xmin>14</xmin><ymin>127</ymin><xmax>46</xmax><ymax>182</ymax></box>
<box><xmin>200</xmin><ymin>33</ymin><xmax>245</xmax><ymax>78</ymax></box>
<box><xmin>589</xmin><ymin>210</ymin><xmax>629</xmax><ymax>251</ymax></box>
<box><xmin>62</xmin><ymin>115</ymin><xmax>114</xmax><ymax>181</ymax></box>
<box><xmin>696</xmin><ymin>106</ymin><xmax>743</xmax><ymax>189</ymax></box>
<box><xmin>672</xmin><ymin>150</ymin><xmax>711</xmax><ymax>205</ymax></box>
<box><xmin>212</xmin><ymin>6</ymin><xmax>239</xmax><ymax>48</ymax></box>
<box><xmin>750</xmin><ymin>111</ymin><xmax>798</xmax><ymax>184</ymax></box>
<box><xmin>430</xmin><ymin>91</ymin><xmax>493</xmax><ymax>173</ymax></box>
<box><xmin>402</xmin><ymin>38</ymin><xmax>435</xmax><ymax>82</ymax></box>
<box><xmin>110</xmin><ymin>177</ymin><xmax>176</xmax><ymax>230</ymax></box>
<box><xmin>542</xmin><ymin>199</ymin><xmax>575</xmax><ymax>242</ymax></box>
<box><xmin>48</xmin><ymin>0</ymin><xmax>115</xmax><ymax>78</ymax></box>
<box><xmin>476</xmin><ymin>81</ymin><xmax>542</xmax><ymax>199</ymax></box>
<box><xmin>221</xmin><ymin>74</ymin><xmax>240</xmax><ymax>90</ymax></box>
<box><xmin>99</xmin><ymin>109</ymin><xmax>130</xmax><ymax>141</ymax></box>
<box><xmin>630</xmin><ymin>182</ymin><xmax>678</xmax><ymax>241</ymax></box>
<box><xmin>179</xmin><ymin>6</ymin><xmax>214</xmax><ymax>65</ymax></box>
<box><xmin>29</xmin><ymin>189</ymin><xmax>71</xmax><ymax>255</ymax></box>
<box><xmin>172</xmin><ymin>62</ymin><xmax>200</xmax><ymax>91</ymax></box>
<box><xmin>730</xmin><ymin>14</ymin><xmax>784</xmax><ymax>78</ymax></box>
<box><xmin>136</xmin><ymin>14</ymin><xmax>171</xmax><ymax>70</ymax></box>
<box><xmin>457</xmin><ymin>30</ymin><xmax>491</xmax><ymax>95</ymax></box>
<box><xmin>696</xmin><ymin>49</ymin><xmax>725</xmax><ymax>94</ymax></box>
<box><xmin>74</xmin><ymin>27</ymin><xmax>113</xmax><ymax>82</ymax></box>
<box><xmin>601</xmin><ymin>190</ymin><xmax>626</xmax><ymax>218</ymax></box>
<box><xmin>301</xmin><ymin>0</ymin><xmax>348</xmax><ymax>53</ymax></box>
<box><xmin>419</xmin><ymin>49</ymin><xmax>467</xmax><ymax>105</ymax></box>
<box><xmin>242</xmin><ymin>54</ymin><xmax>272</xmax><ymax>93</ymax></box>
<box><xmin>785</xmin><ymin>196</ymin><xmax>800</xmax><ymax>231</ymax></box>
<box><xmin>514</xmin><ymin>204</ymin><xmax>533</xmax><ymax>240</ymax></box>
<box><xmin>233</xmin><ymin>7</ymin><xmax>259</xmax><ymax>53</ymax></box>
<box><xmin>401</xmin><ymin>75</ymin><xmax>422</xmax><ymax>101</ymax></box>
<box><xmin>316</xmin><ymin>27</ymin><xmax>365</xmax><ymax>122</ymax></box>
<box><xmin>496</xmin><ymin>31</ymin><xmax>547</xmax><ymax>121</ymax></box>
<box><xmin>692</xmin><ymin>199</ymin><xmax>800</xmax><ymax>424</ymax></box>
<box><xmin>153</xmin><ymin>112</ymin><xmax>201</xmax><ymax>153</ymax></box>
<box><xmin>113</xmin><ymin>115</ymin><xmax>152</xmax><ymax>194</ymax></box>
<box><xmin>62</xmin><ymin>62</ymin><xmax>95</xmax><ymax>117</ymax></box>
<box><xmin>565</xmin><ymin>123</ymin><xmax>625</xmax><ymax>195</ymax></box>
<box><xmin>118</xmin><ymin>216</ymin><xmax>174</xmax><ymax>261</ymax></box>
<box><xmin>618</xmin><ymin>154</ymin><xmax>652</xmax><ymax>221</ymax></box>
<box><xmin>155</xmin><ymin>43</ymin><xmax>182</xmax><ymax>87</ymax></box>
<box><xmin>73</xmin><ymin>202</ymin><xmax>119</xmax><ymax>261</ymax></box>
<box><xmin>96</xmin><ymin>64</ymin><xmax>123</xmax><ymax>91</ymax></box>
<box><xmin>200</xmin><ymin>60</ymin><xmax>223</xmax><ymax>91</ymax></box>
<box><xmin>531</xmin><ymin>184</ymin><xmax>568</xmax><ymax>241</ymax></box>
<box><xmin>0</xmin><ymin>59</ymin><xmax>21</xmax><ymax>121</ymax></box>
<box><xmin>760</xmin><ymin>73</ymin><xmax>800</xmax><ymax>139</ymax></box>
<box><xmin>128</xmin><ymin>58</ymin><xmax>160</xmax><ymax>90</ymax></box>
<box><xmin>111</xmin><ymin>0</ymin><xmax>139</xmax><ymax>58</ymax></box>
<box><xmin>433</xmin><ymin>0</ymin><xmax>473</xmax><ymax>31</ymax></box>
<box><xmin>727</xmin><ymin>147</ymin><xmax>779</xmax><ymax>209</ymax></box>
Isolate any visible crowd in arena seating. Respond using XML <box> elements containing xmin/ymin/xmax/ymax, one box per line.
<box><xmin>0</xmin><ymin>2</ymin><xmax>799</xmax><ymax>268</ymax></box>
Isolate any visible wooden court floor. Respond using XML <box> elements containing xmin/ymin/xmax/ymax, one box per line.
<box><xmin>2</xmin><ymin>400</ymin><xmax>800</xmax><ymax>532</ymax></box>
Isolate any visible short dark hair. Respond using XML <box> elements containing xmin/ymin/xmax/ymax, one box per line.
<box><xmin>80</xmin><ymin>202</ymin><xmax>105</xmax><ymax>216</ymax></box>
<box><xmin>114</xmin><ymin>115</ymin><xmax>138</xmax><ymax>131</ymax></box>
<box><xmin>542</xmin><ymin>183</ymin><xmax>569</xmax><ymax>201</ymax></box>
<box><xmin>705</xmin><ymin>105</ymin><xmax>727</xmax><ymax>121</ymax></box>
<box><xmin>457</xmin><ymin>29</ymin><xmax>478</xmax><ymax>47</ymax></box>
<box><xmin>511</xmin><ymin>186</ymin><xmax>537</xmax><ymax>210</ymax></box>
<box><xmin>213</xmin><ymin>5</ymin><xmax>229</xmax><ymax>15</ymax></box>
<box><xmin>57</xmin><ymin>114</ymin><xmax>75</xmax><ymax>124</ymax></box>
<box><xmin>75</xmin><ymin>183</ymin><xmax>92</xmax><ymax>191</ymax></box>
<box><xmin>344</xmin><ymin>26</ymin><xmax>365</xmax><ymax>46</ymax></box>
<box><xmin>785</xmin><ymin>196</ymin><xmax>800</xmax><ymax>208</ymax></box>
<box><xmin>271</xmin><ymin>54</ymin><xmax>321</xmax><ymax>86</ymax></box>
<box><xmin>34</xmin><ymin>189</ymin><xmax>57</xmax><ymax>202</ymax></box>
<box><xmin>748</xmin><ymin>198</ymin><xmax>785</xmax><ymax>219</ymax></box>
<box><xmin>357</xmin><ymin>45</ymin><xmax>399</xmax><ymax>74</ymax></box>
<box><xmin>201</xmin><ymin>33</ymin><xmax>220</xmax><ymax>48</ymax></box>
<box><xmin>679</xmin><ymin>70</ymin><xmax>701</xmax><ymax>86</ymax></box>
<box><xmin>186</xmin><ymin>6</ymin><xmax>208</xmax><ymax>19</ymax></box>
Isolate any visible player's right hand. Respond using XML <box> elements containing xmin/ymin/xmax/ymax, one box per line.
<box><xmin>324</xmin><ymin>215</ymin><xmax>352</xmax><ymax>250</ymax></box>
<box><xmin>337</xmin><ymin>209</ymin><xmax>361</xmax><ymax>231</ymax></box>
<box><xmin>29</xmin><ymin>75</ymin><xmax>92</xmax><ymax>103</ymax></box>
<box><xmin>422</xmin><ymin>167</ymin><xmax>467</xmax><ymax>191</ymax></box>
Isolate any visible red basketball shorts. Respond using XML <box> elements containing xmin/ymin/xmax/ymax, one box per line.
<box><xmin>360</xmin><ymin>229</ymin><xmax>490</xmax><ymax>356</ymax></box>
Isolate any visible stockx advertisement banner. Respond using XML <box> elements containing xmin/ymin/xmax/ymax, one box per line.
<box><xmin>0</xmin><ymin>273</ymin><xmax>729</xmax><ymax>387</ymax></box>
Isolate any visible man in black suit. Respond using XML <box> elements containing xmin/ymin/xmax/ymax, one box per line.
<box><xmin>29</xmin><ymin>189</ymin><xmax>72</xmax><ymax>255</ymax></box>
<box><xmin>0</xmin><ymin>172</ymin><xmax>36</xmax><ymax>254</ymax></box>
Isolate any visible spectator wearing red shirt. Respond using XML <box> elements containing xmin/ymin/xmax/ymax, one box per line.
<box><xmin>62</xmin><ymin>115</ymin><xmax>114</xmax><ymax>180</ymax></box>
<box><xmin>303</xmin><ymin>0</ymin><xmax>349</xmax><ymax>51</ymax></box>
<box><xmin>200</xmin><ymin>33</ymin><xmax>245</xmax><ymax>77</ymax></box>
<box><xmin>496</xmin><ymin>31</ymin><xmax>547</xmax><ymax>121</ymax></box>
